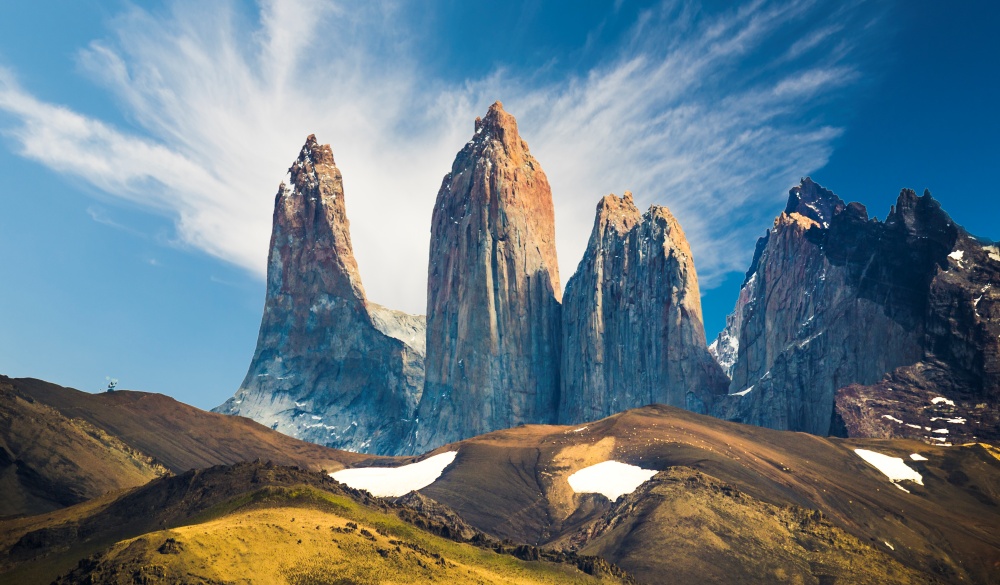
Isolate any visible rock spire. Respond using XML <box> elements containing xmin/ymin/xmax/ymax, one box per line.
<box><xmin>214</xmin><ymin>135</ymin><xmax>424</xmax><ymax>455</ymax></box>
<box><xmin>560</xmin><ymin>192</ymin><xmax>729</xmax><ymax>423</ymax></box>
<box><xmin>414</xmin><ymin>102</ymin><xmax>562</xmax><ymax>451</ymax></box>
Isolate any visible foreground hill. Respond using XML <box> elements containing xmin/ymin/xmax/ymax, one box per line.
<box><xmin>0</xmin><ymin>462</ymin><xmax>631</xmax><ymax>585</ymax></box>
<box><xmin>3</xmin><ymin>374</ymin><xmax>998</xmax><ymax>583</ymax></box>
<box><xmin>0</xmin><ymin>378</ymin><xmax>168</xmax><ymax>517</ymax></box>
<box><xmin>0</xmin><ymin>376</ymin><xmax>374</xmax><ymax>519</ymax></box>
<box><xmin>413</xmin><ymin>405</ymin><xmax>999</xmax><ymax>584</ymax></box>
<box><xmin>11</xmin><ymin>377</ymin><xmax>367</xmax><ymax>475</ymax></box>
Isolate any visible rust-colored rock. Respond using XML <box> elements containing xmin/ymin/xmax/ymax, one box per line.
<box><xmin>414</xmin><ymin>102</ymin><xmax>562</xmax><ymax>451</ymax></box>
<box><xmin>214</xmin><ymin>135</ymin><xmax>423</xmax><ymax>455</ymax></box>
<box><xmin>560</xmin><ymin>192</ymin><xmax>729</xmax><ymax>423</ymax></box>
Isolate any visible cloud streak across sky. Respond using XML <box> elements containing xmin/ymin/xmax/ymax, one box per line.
<box><xmin>0</xmin><ymin>0</ymin><xmax>875</xmax><ymax>315</ymax></box>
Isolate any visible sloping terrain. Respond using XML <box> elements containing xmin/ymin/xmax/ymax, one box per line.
<box><xmin>0</xmin><ymin>462</ymin><xmax>631</xmax><ymax>585</ymax></box>
<box><xmin>3</xmin><ymin>375</ymin><xmax>997</xmax><ymax>583</ymax></box>
<box><xmin>414</xmin><ymin>405</ymin><xmax>1000</xmax><ymax>584</ymax></box>
<box><xmin>568</xmin><ymin>468</ymin><xmax>926</xmax><ymax>585</ymax></box>
<box><xmin>11</xmin><ymin>377</ymin><xmax>368</xmax><ymax>474</ymax></box>
<box><xmin>0</xmin><ymin>378</ymin><xmax>168</xmax><ymax>518</ymax></box>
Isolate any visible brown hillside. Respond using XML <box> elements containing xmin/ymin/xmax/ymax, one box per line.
<box><xmin>0</xmin><ymin>378</ymin><xmax>168</xmax><ymax>518</ymax></box>
<box><xmin>416</xmin><ymin>405</ymin><xmax>1000</xmax><ymax>584</ymax></box>
<box><xmin>11</xmin><ymin>377</ymin><xmax>367</xmax><ymax>474</ymax></box>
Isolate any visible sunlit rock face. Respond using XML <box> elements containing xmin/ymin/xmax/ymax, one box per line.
<box><xmin>414</xmin><ymin>102</ymin><xmax>562</xmax><ymax>452</ymax></box>
<box><xmin>559</xmin><ymin>192</ymin><xmax>729</xmax><ymax>424</ymax></box>
<box><xmin>214</xmin><ymin>135</ymin><xmax>424</xmax><ymax>455</ymax></box>
<box><xmin>713</xmin><ymin>178</ymin><xmax>1000</xmax><ymax>443</ymax></box>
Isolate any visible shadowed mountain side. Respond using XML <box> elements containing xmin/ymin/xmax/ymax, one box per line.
<box><xmin>0</xmin><ymin>377</ymin><xmax>168</xmax><ymax>518</ymax></box>
<box><xmin>711</xmin><ymin>179</ymin><xmax>1000</xmax><ymax>443</ymax></box>
<box><xmin>0</xmin><ymin>462</ymin><xmax>633</xmax><ymax>585</ymax></box>
<box><xmin>415</xmin><ymin>405</ymin><xmax>1000</xmax><ymax>584</ymax></box>
<box><xmin>12</xmin><ymin>377</ymin><xmax>367</xmax><ymax>475</ymax></box>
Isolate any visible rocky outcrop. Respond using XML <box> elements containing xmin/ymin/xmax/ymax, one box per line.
<box><xmin>559</xmin><ymin>193</ymin><xmax>729</xmax><ymax>423</ymax></box>
<box><xmin>835</xmin><ymin>226</ymin><xmax>1000</xmax><ymax>444</ymax></box>
<box><xmin>214</xmin><ymin>135</ymin><xmax>424</xmax><ymax>455</ymax></box>
<box><xmin>414</xmin><ymin>102</ymin><xmax>562</xmax><ymax>451</ymax></box>
<box><xmin>713</xmin><ymin>178</ymin><xmax>1000</xmax><ymax>442</ymax></box>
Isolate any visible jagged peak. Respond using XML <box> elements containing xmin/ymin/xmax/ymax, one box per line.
<box><xmin>784</xmin><ymin>177</ymin><xmax>846</xmax><ymax>228</ymax></box>
<box><xmin>743</xmin><ymin>230</ymin><xmax>771</xmax><ymax>286</ymax></box>
<box><xmin>598</xmin><ymin>191</ymin><xmax>639</xmax><ymax>214</ymax></box>
<box><xmin>269</xmin><ymin>132</ymin><xmax>362</xmax><ymax>303</ymax></box>
<box><xmin>469</xmin><ymin>101</ymin><xmax>528</xmax><ymax>160</ymax></box>
<box><xmin>645</xmin><ymin>203</ymin><xmax>679</xmax><ymax>224</ymax></box>
<box><xmin>279</xmin><ymin>134</ymin><xmax>342</xmax><ymax>203</ymax></box>
<box><xmin>590</xmin><ymin>193</ymin><xmax>690</xmax><ymax>248</ymax></box>
<box><xmin>592</xmin><ymin>192</ymin><xmax>641</xmax><ymax>239</ymax></box>
<box><xmin>646</xmin><ymin>204</ymin><xmax>694</xmax><ymax>259</ymax></box>
<box><xmin>294</xmin><ymin>134</ymin><xmax>335</xmax><ymax>169</ymax></box>
<box><xmin>887</xmin><ymin>187</ymin><xmax>951</xmax><ymax>227</ymax></box>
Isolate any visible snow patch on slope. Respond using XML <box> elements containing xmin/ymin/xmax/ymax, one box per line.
<box><xmin>853</xmin><ymin>449</ymin><xmax>923</xmax><ymax>492</ymax></box>
<box><xmin>567</xmin><ymin>460</ymin><xmax>657</xmax><ymax>501</ymax></box>
<box><xmin>330</xmin><ymin>451</ymin><xmax>457</xmax><ymax>497</ymax></box>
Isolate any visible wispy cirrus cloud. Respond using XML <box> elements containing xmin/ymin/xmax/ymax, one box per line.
<box><xmin>0</xmin><ymin>0</ymin><xmax>879</xmax><ymax>314</ymax></box>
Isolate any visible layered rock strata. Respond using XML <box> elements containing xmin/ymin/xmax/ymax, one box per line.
<box><xmin>414</xmin><ymin>102</ymin><xmax>562</xmax><ymax>451</ymax></box>
<box><xmin>713</xmin><ymin>179</ymin><xmax>1000</xmax><ymax>442</ymax></box>
<box><xmin>560</xmin><ymin>192</ymin><xmax>729</xmax><ymax>423</ymax></box>
<box><xmin>214</xmin><ymin>135</ymin><xmax>424</xmax><ymax>455</ymax></box>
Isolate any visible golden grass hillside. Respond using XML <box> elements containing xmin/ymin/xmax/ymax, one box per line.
<box><xmin>55</xmin><ymin>486</ymin><xmax>629</xmax><ymax>585</ymax></box>
<box><xmin>0</xmin><ymin>463</ymin><xmax>634</xmax><ymax>585</ymax></box>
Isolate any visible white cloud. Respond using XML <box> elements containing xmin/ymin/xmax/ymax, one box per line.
<box><xmin>0</xmin><ymin>0</ymin><xmax>873</xmax><ymax>314</ymax></box>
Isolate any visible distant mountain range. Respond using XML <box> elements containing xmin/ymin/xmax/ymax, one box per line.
<box><xmin>213</xmin><ymin>103</ymin><xmax>998</xmax><ymax>455</ymax></box>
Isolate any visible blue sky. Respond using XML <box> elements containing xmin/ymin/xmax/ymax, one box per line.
<box><xmin>0</xmin><ymin>1</ymin><xmax>997</xmax><ymax>410</ymax></box>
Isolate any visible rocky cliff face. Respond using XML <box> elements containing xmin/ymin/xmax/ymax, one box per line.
<box><xmin>414</xmin><ymin>102</ymin><xmax>562</xmax><ymax>451</ymax></box>
<box><xmin>835</xmin><ymin>224</ymin><xmax>1000</xmax><ymax>444</ymax></box>
<box><xmin>560</xmin><ymin>193</ymin><xmax>729</xmax><ymax>423</ymax></box>
<box><xmin>713</xmin><ymin>178</ymin><xmax>1000</xmax><ymax>443</ymax></box>
<box><xmin>214</xmin><ymin>135</ymin><xmax>424</xmax><ymax>455</ymax></box>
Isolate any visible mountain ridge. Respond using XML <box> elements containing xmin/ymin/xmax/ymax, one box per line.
<box><xmin>712</xmin><ymin>178</ymin><xmax>1000</xmax><ymax>444</ymax></box>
